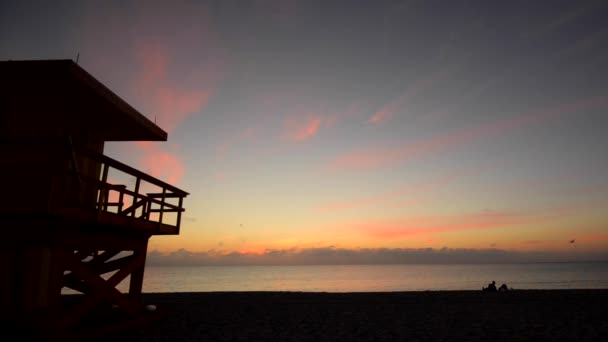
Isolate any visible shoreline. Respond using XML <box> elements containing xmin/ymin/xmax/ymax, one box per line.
<box><xmin>94</xmin><ymin>289</ymin><xmax>608</xmax><ymax>341</ymax></box>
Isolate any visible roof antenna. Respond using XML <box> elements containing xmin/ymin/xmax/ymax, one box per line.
<box><xmin>76</xmin><ymin>52</ymin><xmax>80</xmax><ymax>64</ymax></box>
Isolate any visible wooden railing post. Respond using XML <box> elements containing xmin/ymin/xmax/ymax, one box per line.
<box><xmin>132</xmin><ymin>178</ymin><xmax>140</xmax><ymax>217</ymax></box>
<box><xmin>97</xmin><ymin>163</ymin><xmax>108</xmax><ymax>213</ymax></box>
<box><xmin>176</xmin><ymin>196</ymin><xmax>184</xmax><ymax>233</ymax></box>
<box><xmin>143</xmin><ymin>200</ymin><xmax>150</xmax><ymax>220</ymax></box>
<box><xmin>117</xmin><ymin>190</ymin><xmax>124</xmax><ymax>214</ymax></box>
<box><xmin>158</xmin><ymin>188</ymin><xmax>167</xmax><ymax>226</ymax></box>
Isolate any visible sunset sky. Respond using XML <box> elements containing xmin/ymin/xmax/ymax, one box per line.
<box><xmin>2</xmin><ymin>0</ymin><xmax>608</xmax><ymax>263</ymax></box>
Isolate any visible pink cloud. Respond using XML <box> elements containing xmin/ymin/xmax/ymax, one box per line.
<box><xmin>127</xmin><ymin>40</ymin><xmax>219</xmax><ymax>186</ymax></box>
<box><xmin>75</xmin><ymin>2</ymin><xmax>225</xmax><ymax>187</ymax></box>
<box><xmin>284</xmin><ymin>114</ymin><xmax>324</xmax><ymax>141</ymax></box>
<box><xmin>348</xmin><ymin>207</ymin><xmax>568</xmax><ymax>240</ymax></box>
<box><xmin>155</xmin><ymin>87</ymin><xmax>210</xmax><ymax>132</ymax></box>
<box><xmin>250</xmin><ymin>88</ymin><xmax>361</xmax><ymax>143</ymax></box>
<box><xmin>134</xmin><ymin>141</ymin><xmax>154</xmax><ymax>149</ymax></box>
<box><xmin>131</xmin><ymin>43</ymin><xmax>213</xmax><ymax>133</ymax></box>
<box><xmin>141</xmin><ymin>146</ymin><xmax>185</xmax><ymax>185</ymax></box>
<box><xmin>369</xmin><ymin>108</ymin><xmax>392</xmax><ymax>124</ymax></box>
<box><xmin>334</xmin><ymin>96</ymin><xmax>608</xmax><ymax>171</ymax></box>
<box><xmin>281</xmin><ymin>102</ymin><xmax>361</xmax><ymax>142</ymax></box>
<box><xmin>78</xmin><ymin>1</ymin><xmax>223</xmax><ymax>135</ymax></box>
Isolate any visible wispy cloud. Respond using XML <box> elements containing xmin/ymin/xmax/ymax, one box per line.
<box><xmin>283</xmin><ymin>114</ymin><xmax>326</xmax><ymax>142</ymax></box>
<box><xmin>420</xmin><ymin>75</ymin><xmax>506</xmax><ymax>124</ymax></box>
<box><xmin>340</xmin><ymin>204</ymin><xmax>590</xmax><ymax>240</ymax></box>
<box><xmin>369</xmin><ymin>69</ymin><xmax>450</xmax><ymax>124</ymax></box>
<box><xmin>348</xmin><ymin>210</ymin><xmax>538</xmax><ymax>239</ymax></box>
<box><xmin>523</xmin><ymin>1</ymin><xmax>604</xmax><ymax>40</ymax></box>
<box><xmin>333</xmin><ymin>96</ymin><xmax>608</xmax><ymax>171</ymax></box>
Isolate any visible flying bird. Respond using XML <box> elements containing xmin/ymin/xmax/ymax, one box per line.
<box><xmin>570</xmin><ymin>239</ymin><xmax>575</xmax><ymax>244</ymax></box>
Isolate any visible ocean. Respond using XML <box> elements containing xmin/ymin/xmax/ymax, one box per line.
<box><xmin>90</xmin><ymin>262</ymin><xmax>608</xmax><ymax>293</ymax></box>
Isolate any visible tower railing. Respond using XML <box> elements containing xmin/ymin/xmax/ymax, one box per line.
<box><xmin>73</xmin><ymin>148</ymin><xmax>188</xmax><ymax>233</ymax></box>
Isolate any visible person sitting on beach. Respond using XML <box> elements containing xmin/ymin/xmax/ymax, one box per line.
<box><xmin>498</xmin><ymin>283</ymin><xmax>510</xmax><ymax>292</ymax></box>
<box><xmin>483</xmin><ymin>281</ymin><xmax>497</xmax><ymax>292</ymax></box>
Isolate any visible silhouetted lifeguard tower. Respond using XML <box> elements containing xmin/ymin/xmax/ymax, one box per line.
<box><xmin>0</xmin><ymin>60</ymin><xmax>188</xmax><ymax>340</ymax></box>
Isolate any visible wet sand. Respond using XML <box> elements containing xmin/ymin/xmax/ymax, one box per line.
<box><xmin>101</xmin><ymin>290</ymin><xmax>608</xmax><ymax>341</ymax></box>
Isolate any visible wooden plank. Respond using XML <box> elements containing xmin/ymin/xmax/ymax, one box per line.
<box><xmin>146</xmin><ymin>193</ymin><xmax>185</xmax><ymax>198</ymax></box>
<box><xmin>176</xmin><ymin>196</ymin><xmax>183</xmax><ymax>233</ymax></box>
<box><xmin>158</xmin><ymin>188</ymin><xmax>166</xmax><ymax>226</ymax></box>
<box><xmin>60</xmin><ymin>252</ymin><xmax>145</xmax><ymax>329</ymax></box>
<box><xmin>117</xmin><ymin>190</ymin><xmax>124</xmax><ymax>214</ymax></box>
<box><xmin>148</xmin><ymin>208</ymin><xmax>184</xmax><ymax>213</ymax></box>
<box><xmin>51</xmin><ymin>207</ymin><xmax>180</xmax><ymax>236</ymax></box>
<box><xmin>63</xmin><ymin>273</ymin><xmax>90</xmax><ymax>293</ymax></box>
<box><xmin>91</xmin><ymin>254</ymin><xmax>136</xmax><ymax>275</ymax></box>
<box><xmin>136</xmin><ymin>193</ymin><xmax>180</xmax><ymax>209</ymax></box>
<box><xmin>75</xmin><ymin>176</ymin><xmax>182</xmax><ymax>212</ymax></box>
<box><xmin>64</xmin><ymin>250</ymin><xmax>120</xmax><ymax>293</ymax></box>
<box><xmin>113</xmin><ymin>188</ymin><xmax>178</xmax><ymax>209</ymax></box>
<box><xmin>72</xmin><ymin>250</ymin><xmax>94</xmax><ymax>262</ymax></box>
<box><xmin>121</xmin><ymin>198</ymin><xmax>148</xmax><ymax>216</ymax></box>
<box><xmin>128</xmin><ymin>245</ymin><xmax>148</xmax><ymax>303</ymax></box>
<box><xmin>97</xmin><ymin>164</ymin><xmax>109</xmax><ymax>213</ymax></box>
<box><xmin>158</xmin><ymin>224</ymin><xmax>179</xmax><ymax>234</ymax></box>
<box><xmin>131</xmin><ymin>177</ymin><xmax>141</xmax><ymax>217</ymax></box>
<box><xmin>150</xmin><ymin>202</ymin><xmax>181</xmax><ymax>211</ymax></box>
<box><xmin>89</xmin><ymin>250</ymin><xmax>121</xmax><ymax>266</ymax></box>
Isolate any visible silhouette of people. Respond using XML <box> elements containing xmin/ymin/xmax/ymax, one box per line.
<box><xmin>499</xmin><ymin>283</ymin><xmax>510</xmax><ymax>292</ymax></box>
<box><xmin>483</xmin><ymin>280</ymin><xmax>497</xmax><ymax>292</ymax></box>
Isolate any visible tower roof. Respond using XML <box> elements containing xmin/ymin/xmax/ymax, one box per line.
<box><xmin>1</xmin><ymin>59</ymin><xmax>167</xmax><ymax>141</ymax></box>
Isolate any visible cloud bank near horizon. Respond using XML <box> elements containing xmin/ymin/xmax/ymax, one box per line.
<box><xmin>147</xmin><ymin>247</ymin><xmax>608</xmax><ymax>266</ymax></box>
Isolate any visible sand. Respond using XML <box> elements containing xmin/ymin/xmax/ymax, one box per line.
<box><xmin>92</xmin><ymin>290</ymin><xmax>608</xmax><ymax>341</ymax></box>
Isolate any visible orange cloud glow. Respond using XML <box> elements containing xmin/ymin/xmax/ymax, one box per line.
<box><xmin>348</xmin><ymin>208</ymin><xmax>566</xmax><ymax>239</ymax></box>
<box><xmin>576</xmin><ymin>233</ymin><xmax>608</xmax><ymax>244</ymax></box>
<box><xmin>237</xmin><ymin>247</ymin><xmax>268</xmax><ymax>255</ymax></box>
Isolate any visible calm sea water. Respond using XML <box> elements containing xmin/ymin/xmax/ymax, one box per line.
<box><xmin>101</xmin><ymin>263</ymin><xmax>608</xmax><ymax>293</ymax></box>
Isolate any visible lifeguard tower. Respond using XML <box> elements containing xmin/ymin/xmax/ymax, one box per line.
<box><xmin>0</xmin><ymin>60</ymin><xmax>188</xmax><ymax>340</ymax></box>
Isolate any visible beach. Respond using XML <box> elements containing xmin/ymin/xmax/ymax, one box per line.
<box><xmin>96</xmin><ymin>290</ymin><xmax>608</xmax><ymax>341</ymax></box>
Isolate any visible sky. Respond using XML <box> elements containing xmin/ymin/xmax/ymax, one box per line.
<box><xmin>2</xmin><ymin>0</ymin><xmax>608</xmax><ymax>264</ymax></box>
